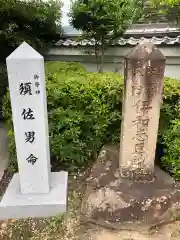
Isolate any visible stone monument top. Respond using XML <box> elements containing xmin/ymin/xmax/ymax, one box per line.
<box><xmin>126</xmin><ymin>40</ymin><xmax>166</xmax><ymax>60</ymax></box>
<box><xmin>7</xmin><ymin>42</ymin><xmax>43</xmax><ymax>59</ymax></box>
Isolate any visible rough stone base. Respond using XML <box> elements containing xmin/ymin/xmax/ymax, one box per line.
<box><xmin>0</xmin><ymin>171</ymin><xmax>68</xmax><ymax>220</ymax></box>
<box><xmin>80</xmin><ymin>145</ymin><xmax>180</xmax><ymax>230</ymax></box>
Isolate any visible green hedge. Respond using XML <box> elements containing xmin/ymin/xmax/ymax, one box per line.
<box><xmin>0</xmin><ymin>63</ymin><xmax>8</xmax><ymax>118</ymax></box>
<box><xmin>161</xmin><ymin>103</ymin><xmax>180</xmax><ymax>180</ymax></box>
<box><xmin>2</xmin><ymin>62</ymin><xmax>180</xmax><ymax>178</ymax></box>
<box><xmin>3</xmin><ymin>62</ymin><xmax>123</xmax><ymax>172</ymax></box>
<box><xmin>45</xmin><ymin>61</ymin><xmax>86</xmax><ymax>75</ymax></box>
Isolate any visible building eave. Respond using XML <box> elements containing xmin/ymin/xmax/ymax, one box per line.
<box><xmin>55</xmin><ymin>36</ymin><xmax>180</xmax><ymax>47</ymax></box>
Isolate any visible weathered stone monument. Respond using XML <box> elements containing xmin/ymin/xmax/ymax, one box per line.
<box><xmin>119</xmin><ymin>40</ymin><xmax>165</xmax><ymax>181</ymax></box>
<box><xmin>0</xmin><ymin>42</ymin><xmax>68</xmax><ymax>220</ymax></box>
<box><xmin>80</xmin><ymin>41</ymin><xmax>180</xmax><ymax>230</ymax></box>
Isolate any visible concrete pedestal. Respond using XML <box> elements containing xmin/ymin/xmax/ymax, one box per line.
<box><xmin>0</xmin><ymin>171</ymin><xmax>68</xmax><ymax>220</ymax></box>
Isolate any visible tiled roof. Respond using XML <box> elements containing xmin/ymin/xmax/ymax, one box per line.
<box><xmin>125</xmin><ymin>25</ymin><xmax>179</xmax><ymax>35</ymax></box>
<box><xmin>62</xmin><ymin>24</ymin><xmax>180</xmax><ymax>38</ymax></box>
<box><xmin>55</xmin><ymin>36</ymin><xmax>180</xmax><ymax>47</ymax></box>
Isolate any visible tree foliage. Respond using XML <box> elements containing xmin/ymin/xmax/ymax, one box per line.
<box><xmin>69</xmin><ymin>0</ymin><xmax>143</xmax><ymax>72</ymax></box>
<box><xmin>149</xmin><ymin>0</ymin><xmax>180</xmax><ymax>25</ymax></box>
<box><xmin>0</xmin><ymin>0</ymin><xmax>62</xmax><ymax>60</ymax></box>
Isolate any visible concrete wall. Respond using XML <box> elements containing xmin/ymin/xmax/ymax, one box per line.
<box><xmin>44</xmin><ymin>45</ymin><xmax>180</xmax><ymax>79</ymax></box>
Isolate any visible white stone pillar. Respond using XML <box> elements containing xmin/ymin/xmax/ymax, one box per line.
<box><xmin>6</xmin><ymin>42</ymin><xmax>51</xmax><ymax>194</ymax></box>
<box><xmin>0</xmin><ymin>42</ymin><xmax>68</xmax><ymax>220</ymax></box>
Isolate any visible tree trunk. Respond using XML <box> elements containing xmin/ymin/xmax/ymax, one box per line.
<box><xmin>95</xmin><ymin>41</ymin><xmax>100</xmax><ymax>72</ymax></box>
<box><xmin>99</xmin><ymin>40</ymin><xmax>105</xmax><ymax>73</ymax></box>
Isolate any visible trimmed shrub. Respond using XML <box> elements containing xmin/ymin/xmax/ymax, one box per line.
<box><xmin>46</xmin><ymin>71</ymin><xmax>123</xmax><ymax>171</ymax></box>
<box><xmin>160</xmin><ymin>77</ymin><xmax>180</xmax><ymax>133</ymax></box>
<box><xmin>2</xmin><ymin>62</ymin><xmax>180</xmax><ymax>177</ymax></box>
<box><xmin>45</xmin><ymin>61</ymin><xmax>86</xmax><ymax>76</ymax></box>
<box><xmin>161</xmin><ymin>104</ymin><xmax>180</xmax><ymax>180</ymax></box>
<box><xmin>3</xmin><ymin>62</ymin><xmax>123</xmax><ymax>172</ymax></box>
<box><xmin>0</xmin><ymin>64</ymin><xmax>8</xmax><ymax>119</ymax></box>
<box><xmin>162</xmin><ymin>119</ymin><xmax>180</xmax><ymax>180</ymax></box>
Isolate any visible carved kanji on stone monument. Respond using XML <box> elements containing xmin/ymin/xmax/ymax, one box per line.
<box><xmin>0</xmin><ymin>42</ymin><xmax>68</xmax><ymax>220</ymax></box>
<box><xmin>119</xmin><ymin>40</ymin><xmax>166</xmax><ymax>181</ymax></box>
